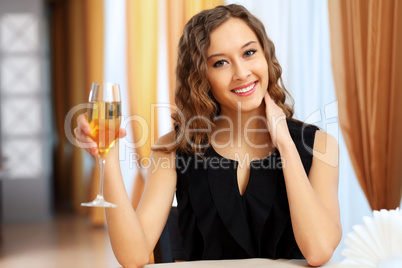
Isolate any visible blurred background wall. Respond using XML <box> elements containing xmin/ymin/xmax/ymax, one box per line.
<box><xmin>0</xmin><ymin>0</ymin><xmax>52</xmax><ymax>222</ymax></box>
<box><xmin>0</xmin><ymin>0</ymin><xmax>401</xmax><ymax>262</ymax></box>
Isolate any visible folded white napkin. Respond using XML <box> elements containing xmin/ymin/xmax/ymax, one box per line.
<box><xmin>342</xmin><ymin>208</ymin><xmax>402</xmax><ymax>267</ymax></box>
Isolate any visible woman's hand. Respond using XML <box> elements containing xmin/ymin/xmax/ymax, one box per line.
<box><xmin>264</xmin><ymin>91</ymin><xmax>292</xmax><ymax>149</ymax></box>
<box><xmin>73</xmin><ymin>113</ymin><xmax>126</xmax><ymax>157</ymax></box>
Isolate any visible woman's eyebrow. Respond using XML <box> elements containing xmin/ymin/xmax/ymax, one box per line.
<box><xmin>207</xmin><ymin>40</ymin><xmax>257</xmax><ymax>60</ymax></box>
<box><xmin>241</xmin><ymin>40</ymin><xmax>257</xmax><ymax>48</ymax></box>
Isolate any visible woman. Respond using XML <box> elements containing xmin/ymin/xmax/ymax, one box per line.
<box><xmin>75</xmin><ymin>4</ymin><xmax>341</xmax><ymax>268</ymax></box>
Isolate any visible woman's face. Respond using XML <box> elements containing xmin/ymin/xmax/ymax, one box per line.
<box><xmin>206</xmin><ymin>18</ymin><xmax>269</xmax><ymax>115</ymax></box>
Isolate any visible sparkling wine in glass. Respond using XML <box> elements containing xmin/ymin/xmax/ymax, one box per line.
<box><xmin>81</xmin><ymin>82</ymin><xmax>121</xmax><ymax>208</ymax></box>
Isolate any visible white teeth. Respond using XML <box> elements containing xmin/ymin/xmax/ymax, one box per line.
<box><xmin>233</xmin><ymin>82</ymin><xmax>255</xmax><ymax>93</ymax></box>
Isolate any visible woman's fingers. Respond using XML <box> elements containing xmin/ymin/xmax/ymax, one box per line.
<box><xmin>75</xmin><ymin>114</ymin><xmax>126</xmax><ymax>157</ymax></box>
<box><xmin>75</xmin><ymin>114</ymin><xmax>98</xmax><ymax>156</ymax></box>
<box><xmin>264</xmin><ymin>91</ymin><xmax>275</xmax><ymax>107</ymax></box>
<box><xmin>75</xmin><ymin>126</ymin><xmax>96</xmax><ymax>146</ymax></box>
<box><xmin>77</xmin><ymin>113</ymin><xmax>90</xmax><ymax>135</ymax></box>
<box><xmin>264</xmin><ymin>91</ymin><xmax>292</xmax><ymax>148</ymax></box>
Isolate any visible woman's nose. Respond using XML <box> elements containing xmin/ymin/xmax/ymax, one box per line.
<box><xmin>232</xmin><ymin>61</ymin><xmax>251</xmax><ymax>81</ymax></box>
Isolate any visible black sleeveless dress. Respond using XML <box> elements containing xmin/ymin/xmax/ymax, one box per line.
<box><xmin>175</xmin><ymin>119</ymin><xmax>319</xmax><ymax>261</ymax></box>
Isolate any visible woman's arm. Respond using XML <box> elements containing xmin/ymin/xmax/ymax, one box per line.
<box><xmin>75</xmin><ymin>114</ymin><xmax>177</xmax><ymax>268</ymax></box>
<box><xmin>104</xmin><ymin>131</ymin><xmax>177</xmax><ymax>268</ymax></box>
<box><xmin>263</xmin><ymin>93</ymin><xmax>341</xmax><ymax>266</ymax></box>
<box><xmin>278</xmin><ymin>130</ymin><xmax>341</xmax><ymax>267</ymax></box>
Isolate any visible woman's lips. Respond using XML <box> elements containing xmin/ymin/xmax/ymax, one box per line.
<box><xmin>231</xmin><ymin>81</ymin><xmax>258</xmax><ymax>96</ymax></box>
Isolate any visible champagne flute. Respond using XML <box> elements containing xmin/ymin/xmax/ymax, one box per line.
<box><xmin>81</xmin><ymin>82</ymin><xmax>121</xmax><ymax>208</ymax></box>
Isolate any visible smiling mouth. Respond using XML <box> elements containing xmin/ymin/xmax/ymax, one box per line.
<box><xmin>231</xmin><ymin>81</ymin><xmax>257</xmax><ymax>94</ymax></box>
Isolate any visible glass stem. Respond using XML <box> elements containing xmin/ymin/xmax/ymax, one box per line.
<box><xmin>98</xmin><ymin>156</ymin><xmax>106</xmax><ymax>197</ymax></box>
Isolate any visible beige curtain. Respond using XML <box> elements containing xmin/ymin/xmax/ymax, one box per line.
<box><xmin>126</xmin><ymin>0</ymin><xmax>159</xmax><ymax>211</ymax></box>
<box><xmin>50</xmin><ymin>0</ymin><xmax>104</xmax><ymax>222</ymax></box>
<box><xmin>50</xmin><ymin>0</ymin><xmax>88</xmax><ymax>214</ymax></box>
<box><xmin>67</xmin><ymin>0</ymin><xmax>88</xmax><ymax>215</ymax></box>
<box><xmin>328</xmin><ymin>0</ymin><xmax>402</xmax><ymax>210</ymax></box>
<box><xmin>126</xmin><ymin>1</ymin><xmax>159</xmax><ymax>264</ymax></box>
<box><xmin>51</xmin><ymin>0</ymin><xmax>72</xmax><ymax>212</ymax></box>
<box><xmin>84</xmin><ymin>0</ymin><xmax>105</xmax><ymax>225</ymax></box>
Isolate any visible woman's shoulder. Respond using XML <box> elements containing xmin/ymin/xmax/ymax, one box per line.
<box><xmin>286</xmin><ymin>118</ymin><xmax>337</xmax><ymax>147</ymax></box>
<box><xmin>286</xmin><ymin>118</ymin><xmax>338</xmax><ymax>160</ymax></box>
<box><xmin>155</xmin><ymin>130</ymin><xmax>176</xmax><ymax>146</ymax></box>
<box><xmin>286</xmin><ymin>118</ymin><xmax>320</xmax><ymax>156</ymax></box>
<box><xmin>286</xmin><ymin>118</ymin><xmax>319</xmax><ymax>142</ymax></box>
<box><xmin>313</xmin><ymin>129</ymin><xmax>337</xmax><ymax>147</ymax></box>
<box><xmin>312</xmin><ymin>130</ymin><xmax>339</xmax><ymax>167</ymax></box>
<box><xmin>287</xmin><ymin>118</ymin><xmax>319</xmax><ymax>131</ymax></box>
<box><xmin>151</xmin><ymin>130</ymin><xmax>177</xmax><ymax>154</ymax></box>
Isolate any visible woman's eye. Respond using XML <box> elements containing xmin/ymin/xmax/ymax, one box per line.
<box><xmin>244</xmin><ymin>49</ymin><xmax>257</xmax><ymax>57</ymax></box>
<box><xmin>213</xmin><ymin>60</ymin><xmax>227</xmax><ymax>67</ymax></box>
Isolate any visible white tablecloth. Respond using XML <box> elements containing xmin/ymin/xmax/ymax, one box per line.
<box><xmin>144</xmin><ymin>258</ymin><xmax>341</xmax><ymax>267</ymax></box>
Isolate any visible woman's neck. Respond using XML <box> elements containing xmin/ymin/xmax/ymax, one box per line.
<box><xmin>212</xmin><ymin>103</ymin><xmax>270</xmax><ymax>148</ymax></box>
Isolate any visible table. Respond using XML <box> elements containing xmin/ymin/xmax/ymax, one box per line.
<box><xmin>144</xmin><ymin>258</ymin><xmax>341</xmax><ymax>267</ymax></box>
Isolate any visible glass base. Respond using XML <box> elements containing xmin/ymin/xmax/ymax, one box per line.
<box><xmin>81</xmin><ymin>194</ymin><xmax>117</xmax><ymax>208</ymax></box>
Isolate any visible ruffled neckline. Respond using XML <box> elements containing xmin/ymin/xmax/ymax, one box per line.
<box><xmin>198</xmin><ymin>146</ymin><xmax>285</xmax><ymax>256</ymax></box>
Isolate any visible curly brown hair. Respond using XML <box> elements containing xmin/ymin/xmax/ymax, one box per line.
<box><xmin>157</xmin><ymin>4</ymin><xmax>295</xmax><ymax>154</ymax></box>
